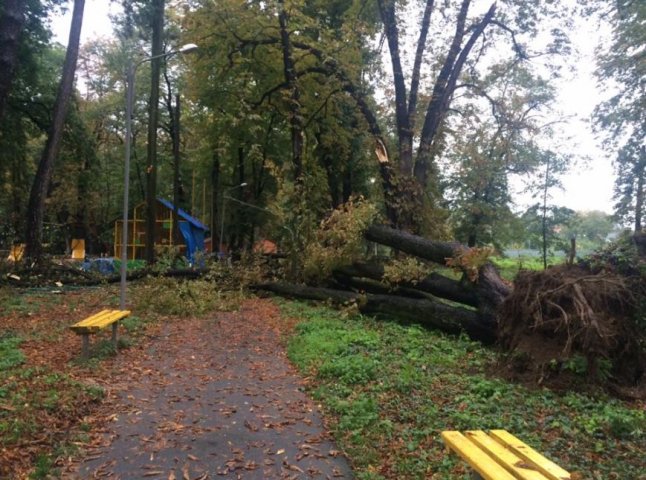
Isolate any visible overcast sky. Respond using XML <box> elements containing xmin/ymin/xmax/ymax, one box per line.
<box><xmin>51</xmin><ymin>0</ymin><xmax>616</xmax><ymax>214</ymax></box>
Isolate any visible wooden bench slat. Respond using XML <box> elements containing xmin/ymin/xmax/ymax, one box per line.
<box><xmin>72</xmin><ymin>309</ymin><xmax>112</xmax><ymax>327</ymax></box>
<box><xmin>466</xmin><ymin>431</ymin><xmax>550</xmax><ymax>480</ymax></box>
<box><xmin>441</xmin><ymin>431</ymin><xmax>518</xmax><ymax>480</ymax></box>
<box><xmin>489</xmin><ymin>430</ymin><xmax>571</xmax><ymax>480</ymax></box>
<box><xmin>70</xmin><ymin>310</ymin><xmax>130</xmax><ymax>334</ymax></box>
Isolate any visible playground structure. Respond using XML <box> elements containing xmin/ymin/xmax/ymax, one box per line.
<box><xmin>114</xmin><ymin>198</ymin><xmax>208</xmax><ymax>262</ymax></box>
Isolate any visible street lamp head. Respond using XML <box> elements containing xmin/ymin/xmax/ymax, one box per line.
<box><xmin>179</xmin><ymin>43</ymin><xmax>199</xmax><ymax>54</ymax></box>
<box><xmin>239</xmin><ymin>182</ymin><xmax>248</xmax><ymax>187</ymax></box>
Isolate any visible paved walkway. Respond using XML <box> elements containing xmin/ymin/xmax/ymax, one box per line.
<box><xmin>70</xmin><ymin>299</ymin><xmax>352</xmax><ymax>479</ymax></box>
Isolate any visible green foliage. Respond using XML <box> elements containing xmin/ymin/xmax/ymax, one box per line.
<box><xmin>284</xmin><ymin>301</ymin><xmax>646</xmax><ymax>479</ymax></box>
<box><xmin>446</xmin><ymin>246</ymin><xmax>496</xmax><ymax>282</ymax></box>
<box><xmin>521</xmin><ymin>204</ymin><xmax>577</xmax><ymax>256</ymax></box>
<box><xmin>594</xmin><ymin>1</ymin><xmax>645</xmax><ymax>231</ymax></box>
<box><xmin>303</xmin><ymin>198</ymin><xmax>378</xmax><ymax>282</ymax></box>
<box><xmin>152</xmin><ymin>245</ymin><xmax>188</xmax><ymax>272</ymax></box>
<box><xmin>120</xmin><ymin>315</ymin><xmax>145</xmax><ymax>333</ymax></box>
<box><xmin>382</xmin><ymin>257</ymin><xmax>433</xmax><ymax>285</ymax></box>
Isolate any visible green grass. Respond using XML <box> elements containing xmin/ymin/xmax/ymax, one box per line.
<box><xmin>491</xmin><ymin>255</ymin><xmax>566</xmax><ymax>280</ymax></box>
<box><xmin>0</xmin><ymin>335</ymin><xmax>25</xmax><ymax>371</ymax></box>
<box><xmin>282</xmin><ymin>301</ymin><xmax>646</xmax><ymax>479</ymax></box>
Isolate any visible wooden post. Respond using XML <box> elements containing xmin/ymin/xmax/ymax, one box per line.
<box><xmin>111</xmin><ymin>322</ymin><xmax>118</xmax><ymax>352</ymax></box>
<box><xmin>568</xmin><ymin>237</ymin><xmax>576</xmax><ymax>265</ymax></box>
<box><xmin>81</xmin><ymin>334</ymin><xmax>90</xmax><ymax>359</ymax></box>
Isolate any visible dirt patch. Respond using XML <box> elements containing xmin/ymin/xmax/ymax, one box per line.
<box><xmin>498</xmin><ymin>265</ymin><xmax>645</xmax><ymax>397</ymax></box>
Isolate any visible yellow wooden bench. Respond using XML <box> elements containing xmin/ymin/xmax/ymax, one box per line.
<box><xmin>442</xmin><ymin>430</ymin><xmax>571</xmax><ymax>480</ymax></box>
<box><xmin>70</xmin><ymin>309</ymin><xmax>130</xmax><ymax>358</ymax></box>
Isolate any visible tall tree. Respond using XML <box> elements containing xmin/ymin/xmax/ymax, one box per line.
<box><xmin>0</xmin><ymin>0</ymin><xmax>27</xmax><ymax>123</ymax></box>
<box><xmin>445</xmin><ymin>63</ymin><xmax>561</xmax><ymax>248</ymax></box>
<box><xmin>24</xmin><ymin>0</ymin><xmax>86</xmax><ymax>261</ymax></box>
<box><xmin>144</xmin><ymin>0</ymin><xmax>165</xmax><ymax>264</ymax></box>
<box><xmin>277</xmin><ymin>0</ymin><xmax>304</xmax><ymax>181</ymax></box>
<box><xmin>595</xmin><ymin>0</ymin><xmax>645</xmax><ymax>232</ymax></box>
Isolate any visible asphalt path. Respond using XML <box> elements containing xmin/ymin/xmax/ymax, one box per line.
<box><xmin>70</xmin><ymin>299</ymin><xmax>352</xmax><ymax>479</ymax></box>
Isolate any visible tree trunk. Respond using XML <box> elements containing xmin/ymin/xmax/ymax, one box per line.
<box><xmin>377</xmin><ymin>0</ymin><xmax>413</xmax><ymax>174</ymax></box>
<box><xmin>144</xmin><ymin>0</ymin><xmax>165</xmax><ymax>264</ymax></box>
<box><xmin>252</xmin><ymin>282</ymin><xmax>494</xmax><ymax>343</ymax></box>
<box><xmin>211</xmin><ymin>149</ymin><xmax>220</xmax><ymax>248</ymax></box>
<box><xmin>278</xmin><ymin>1</ymin><xmax>303</xmax><ymax>180</ymax></box>
<box><xmin>333</xmin><ymin>262</ymin><xmax>479</xmax><ymax>307</ymax></box>
<box><xmin>24</xmin><ymin>0</ymin><xmax>85</xmax><ymax>262</ymax></box>
<box><xmin>364</xmin><ymin>224</ymin><xmax>511</xmax><ymax>329</ymax></box>
<box><xmin>365</xmin><ymin>224</ymin><xmax>461</xmax><ymax>264</ymax></box>
<box><xmin>172</xmin><ymin>94</ymin><xmax>182</xmax><ymax>244</ymax></box>
<box><xmin>0</xmin><ymin>0</ymin><xmax>26</xmax><ymax>123</ymax></box>
<box><xmin>634</xmin><ymin>146</ymin><xmax>644</xmax><ymax>232</ymax></box>
<box><xmin>414</xmin><ymin>2</ymin><xmax>496</xmax><ymax>187</ymax></box>
<box><xmin>542</xmin><ymin>155</ymin><xmax>550</xmax><ymax>269</ymax></box>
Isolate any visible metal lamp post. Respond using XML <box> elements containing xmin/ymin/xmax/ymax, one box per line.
<box><xmin>218</xmin><ymin>182</ymin><xmax>247</xmax><ymax>258</ymax></box>
<box><xmin>119</xmin><ymin>43</ymin><xmax>199</xmax><ymax>310</ymax></box>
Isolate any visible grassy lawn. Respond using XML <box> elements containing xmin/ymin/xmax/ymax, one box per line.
<box><xmin>282</xmin><ymin>301</ymin><xmax>646</xmax><ymax>480</ymax></box>
<box><xmin>491</xmin><ymin>255</ymin><xmax>569</xmax><ymax>281</ymax></box>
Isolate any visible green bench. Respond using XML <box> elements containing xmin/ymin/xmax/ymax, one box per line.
<box><xmin>70</xmin><ymin>309</ymin><xmax>130</xmax><ymax>358</ymax></box>
<box><xmin>442</xmin><ymin>430</ymin><xmax>571</xmax><ymax>480</ymax></box>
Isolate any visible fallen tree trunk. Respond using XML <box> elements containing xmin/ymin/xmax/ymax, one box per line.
<box><xmin>365</xmin><ymin>224</ymin><xmax>461</xmax><ymax>264</ymax></box>
<box><xmin>3</xmin><ymin>268</ymin><xmax>205</xmax><ymax>288</ymax></box>
<box><xmin>334</xmin><ymin>262</ymin><xmax>478</xmax><ymax>307</ymax></box>
<box><xmin>365</xmin><ymin>225</ymin><xmax>511</xmax><ymax>319</ymax></box>
<box><xmin>331</xmin><ymin>274</ymin><xmax>432</xmax><ymax>300</ymax></box>
<box><xmin>252</xmin><ymin>282</ymin><xmax>495</xmax><ymax>343</ymax></box>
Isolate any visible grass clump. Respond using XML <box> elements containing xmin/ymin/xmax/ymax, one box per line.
<box><xmin>0</xmin><ymin>335</ymin><xmax>25</xmax><ymax>371</ymax></box>
<box><xmin>283</xmin><ymin>301</ymin><xmax>646</xmax><ymax>480</ymax></box>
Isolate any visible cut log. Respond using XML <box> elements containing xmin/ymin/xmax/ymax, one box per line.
<box><xmin>252</xmin><ymin>282</ymin><xmax>495</xmax><ymax>343</ymax></box>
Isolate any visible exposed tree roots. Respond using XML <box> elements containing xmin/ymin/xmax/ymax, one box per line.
<box><xmin>498</xmin><ymin>265</ymin><xmax>645</xmax><ymax>392</ymax></box>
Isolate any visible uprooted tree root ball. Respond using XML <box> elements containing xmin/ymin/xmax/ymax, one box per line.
<box><xmin>498</xmin><ymin>265</ymin><xmax>645</xmax><ymax>394</ymax></box>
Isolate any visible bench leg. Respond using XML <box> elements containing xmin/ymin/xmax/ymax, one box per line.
<box><xmin>472</xmin><ymin>473</ymin><xmax>484</xmax><ymax>480</ymax></box>
<box><xmin>111</xmin><ymin>322</ymin><xmax>118</xmax><ymax>352</ymax></box>
<box><xmin>81</xmin><ymin>334</ymin><xmax>90</xmax><ymax>359</ymax></box>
